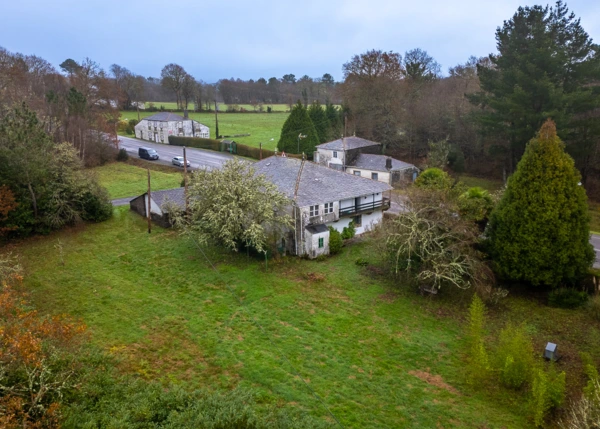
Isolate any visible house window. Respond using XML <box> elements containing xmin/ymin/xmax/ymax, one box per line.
<box><xmin>324</xmin><ymin>202</ymin><xmax>333</xmax><ymax>214</ymax></box>
<box><xmin>318</xmin><ymin>237</ymin><xmax>324</xmax><ymax>248</ymax></box>
<box><xmin>371</xmin><ymin>172</ymin><xmax>378</xmax><ymax>181</ymax></box>
<box><xmin>353</xmin><ymin>170</ymin><xmax>361</xmax><ymax>176</ymax></box>
<box><xmin>353</xmin><ymin>215</ymin><xmax>362</xmax><ymax>227</ymax></box>
<box><xmin>333</xmin><ymin>151</ymin><xmax>338</xmax><ymax>158</ymax></box>
<box><xmin>310</xmin><ymin>205</ymin><xmax>319</xmax><ymax>216</ymax></box>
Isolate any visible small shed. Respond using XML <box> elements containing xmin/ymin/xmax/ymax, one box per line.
<box><xmin>129</xmin><ymin>187</ymin><xmax>185</xmax><ymax>228</ymax></box>
<box><xmin>304</xmin><ymin>224</ymin><xmax>330</xmax><ymax>259</ymax></box>
<box><xmin>221</xmin><ymin>139</ymin><xmax>237</xmax><ymax>154</ymax></box>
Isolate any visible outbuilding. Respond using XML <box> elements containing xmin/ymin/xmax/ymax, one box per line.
<box><xmin>129</xmin><ymin>187</ymin><xmax>185</xmax><ymax>228</ymax></box>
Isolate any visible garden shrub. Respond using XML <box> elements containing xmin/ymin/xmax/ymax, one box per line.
<box><xmin>458</xmin><ymin>187</ymin><xmax>495</xmax><ymax>223</ymax></box>
<box><xmin>496</xmin><ymin>324</ymin><xmax>535</xmax><ymax>389</ymax></box>
<box><xmin>328</xmin><ymin>227</ymin><xmax>343</xmax><ymax>255</ymax></box>
<box><xmin>548</xmin><ymin>288</ymin><xmax>588</xmax><ymax>309</ymax></box>
<box><xmin>341</xmin><ymin>221</ymin><xmax>356</xmax><ymax>240</ymax></box>
<box><xmin>581</xmin><ymin>352</ymin><xmax>600</xmax><ymax>399</ymax></box>
<box><xmin>466</xmin><ymin>295</ymin><xmax>490</xmax><ymax>383</ymax></box>
<box><xmin>448</xmin><ymin>144</ymin><xmax>466</xmax><ymax>173</ymax></box>
<box><xmin>414</xmin><ymin>168</ymin><xmax>453</xmax><ymax>190</ymax></box>
<box><xmin>530</xmin><ymin>364</ymin><xmax>566</xmax><ymax>427</ymax></box>
<box><xmin>116</xmin><ymin>148</ymin><xmax>129</xmax><ymax>162</ymax></box>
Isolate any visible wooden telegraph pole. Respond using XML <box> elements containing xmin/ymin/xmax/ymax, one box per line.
<box><xmin>183</xmin><ymin>146</ymin><xmax>189</xmax><ymax>214</ymax></box>
<box><xmin>214</xmin><ymin>99</ymin><xmax>220</xmax><ymax>139</ymax></box>
<box><xmin>147</xmin><ymin>169</ymin><xmax>152</xmax><ymax>234</ymax></box>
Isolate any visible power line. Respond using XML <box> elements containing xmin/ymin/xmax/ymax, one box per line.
<box><xmin>186</xmin><ymin>235</ymin><xmax>346</xmax><ymax>429</ymax></box>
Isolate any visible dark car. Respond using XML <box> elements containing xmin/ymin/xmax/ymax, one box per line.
<box><xmin>139</xmin><ymin>147</ymin><xmax>159</xmax><ymax>160</ymax></box>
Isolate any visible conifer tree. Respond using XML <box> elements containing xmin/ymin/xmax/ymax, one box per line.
<box><xmin>488</xmin><ymin>119</ymin><xmax>594</xmax><ymax>286</ymax></box>
<box><xmin>307</xmin><ymin>101</ymin><xmax>330</xmax><ymax>144</ymax></box>
<box><xmin>277</xmin><ymin>101</ymin><xmax>319</xmax><ymax>155</ymax></box>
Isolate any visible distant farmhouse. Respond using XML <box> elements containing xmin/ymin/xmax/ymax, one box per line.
<box><xmin>314</xmin><ymin>136</ymin><xmax>419</xmax><ymax>186</ymax></box>
<box><xmin>254</xmin><ymin>155</ymin><xmax>392</xmax><ymax>258</ymax></box>
<box><xmin>135</xmin><ymin>112</ymin><xmax>209</xmax><ymax>144</ymax></box>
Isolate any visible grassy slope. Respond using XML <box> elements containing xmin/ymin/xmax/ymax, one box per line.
<box><xmin>120</xmin><ymin>111</ymin><xmax>289</xmax><ymax>150</ymax></box>
<box><xmin>92</xmin><ymin>162</ymin><xmax>183</xmax><ymax>199</ymax></box>
<box><xmin>13</xmin><ymin>207</ymin><xmax>538</xmax><ymax>428</ymax></box>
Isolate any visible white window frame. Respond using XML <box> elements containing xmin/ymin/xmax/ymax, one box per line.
<box><xmin>309</xmin><ymin>205</ymin><xmax>319</xmax><ymax>216</ymax></box>
<box><xmin>324</xmin><ymin>202</ymin><xmax>333</xmax><ymax>214</ymax></box>
<box><xmin>354</xmin><ymin>170</ymin><xmax>361</xmax><ymax>176</ymax></box>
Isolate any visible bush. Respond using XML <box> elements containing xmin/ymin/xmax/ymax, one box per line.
<box><xmin>495</xmin><ymin>324</ymin><xmax>535</xmax><ymax>389</ymax></box>
<box><xmin>448</xmin><ymin>145</ymin><xmax>466</xmax><ymax>173</ymax></box>
<box><xmin>458</xmin><ymin>187</ymin><xmax>495</xmax><ymax>223</ymax></box>
<box><xmin>589</xmin><ymin>295</ymin><xmax>600</xmax><ymax>321</ymax></box>
<box><xmin>548</xmin><ymin>288</ymin><xmax>589</xmax><ymax>309</ymax></box>
<box><xmin>530</xmin><ymin>364</ymin><xmax>566</xmax><ymax>427</ymax></box>
<box><xmin>559</xmin><ymin>379</ymin><xmax>600</xmax><ymax>429</ymax></box>
<box><xmin>126</xmin><ymin>119</ymin><xmax>139</xmax><ymax>135</ymax></box>
<box><xmin>466</xmin><ymin>295</ymin><xmax>490</xmax><ymax>382</ymax></box>
<box><xmin>169</xmin><ymin>136</ymin><xmax>222</xmax><ymax>151</ymax></box>
<box><xmin>414</xmin><ymin>168</ymin><xmax>453</xmax><ymax>190</ymax></box>
<box><xmin>341</xmin><ymin>221</ymin><xmax>356</xmax><ymax>240</ymax></box>
<box><xmin>328</xmin><ymin>227</ymin><xmax>343</xmax><ymax>255</ymax></box>
<box><xmin>116</xmin><ymin>148</ymin><xmax>129</xmax><ymax>161</ymax></box>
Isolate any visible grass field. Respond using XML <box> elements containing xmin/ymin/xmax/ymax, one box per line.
<box><xmin>13</xmin><ymin>204</ymin><xmax>600</xmax><ymax>427</ymax></box>
<box><xmin>120</xmin><ymin>111</ymin><xmax>288</xmax><ymax>150</ymax></box>
<box><xmin>92</xmin><ymin>162</ymin><xmax>183</xmax><ymax>199</ymax></box>
<box><xmin>143</xmin><ymin>102</ymin><xmax>291</xmax><ymax>112</ymax></box>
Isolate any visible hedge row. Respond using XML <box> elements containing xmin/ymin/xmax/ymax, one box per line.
<box><xmin>168</xmin><ymin>136</ymin><xmax>221</xmax><ymax>152</ymax></box>
<box><xmin>168</xmin><ymin>136</ymin><xmax>303</xmax><ymax>161</ymax></box>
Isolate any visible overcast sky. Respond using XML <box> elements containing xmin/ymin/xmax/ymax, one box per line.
<box><xmin>2</xmin><ymin>0</ymin><xmax>599</xmax><ymax>82</ymax></box>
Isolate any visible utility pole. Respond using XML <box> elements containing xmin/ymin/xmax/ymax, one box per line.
<box><xmin>214</xmin><ymin>99</ymin><xmax>219</xmax><ymax>139</ymax></box>
<box><xmin>183</xmin><ymin>146</ymin><xmax>189</xmax><ymax>214</ymax></box>
<box><xmin>147</xmin><ymin>169</ymin><xmax>152</xmax><ymax>234</ymax></box>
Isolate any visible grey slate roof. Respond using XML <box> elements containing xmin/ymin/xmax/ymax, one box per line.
<box><xmin>349</xmin><ymin>154</ymin><xmax>417</xmax><ymax>172</ymax></box>
<box><xmin>316</xmin><ymin>136</ymin><xmax>381</xmax><ymax>151</ymax></box>
<box><xmin>253</xmin><ymin>156</ymin><xmax>392</xmax><ymax>207</ymax></box>
<box><xmin>142</xmin><ymin>112</ymin><xmax>187</xmax><ymax>122</ymax></box>
<box><xmin>306</xmin><ymin>224</ymin><xmax>328</xmax><ymax>234</ymax></box>
<box><xmin>151</xmin><ymin>187</ymin><xmax>185</xmax><ymax>211</ymax></box>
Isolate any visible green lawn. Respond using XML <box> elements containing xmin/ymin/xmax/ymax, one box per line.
<box><xmin>92</xmin><ymin>162</ymin><xmax>183</xmax><ymax>199</ymax></box>
<box><xmin>10</xmin><ymin>207</ymin><xmax>560</xmax><ymax>428</ymax></box>
<box><xmin>120</xmin><ymin>111</ymin><xmax>288</xmax><ymax>150</ymax></box>
<box><xmin>143</xmin><ymin>102</ymin><xmax>291</xmax><ymax>112</ymax></box>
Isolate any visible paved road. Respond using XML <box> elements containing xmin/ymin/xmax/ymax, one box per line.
<box><xmin>112</xmin><ymin>197</ymin><xmax>135</xmax><ymax>207</ymax></box>
<box><xmin>118</xmin><ymin>135</ymin><xmax>234</xmax><ymax>170</ymax></box>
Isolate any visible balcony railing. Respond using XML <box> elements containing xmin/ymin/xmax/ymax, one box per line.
<box><xmin>339</xmin><ymin>197</ymin><xmax>390</xmax><ymax>217</ymax></box>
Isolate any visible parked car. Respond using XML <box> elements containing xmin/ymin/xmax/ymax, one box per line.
<box><xmin>172</xmin><ymin>156</ymin><xmax>190</xmax><ymax>167</ymax></box>
<box><xmin>139</xmin><ymin>147</ymin><xmax>159</xmax><ymax>160</ymax></box>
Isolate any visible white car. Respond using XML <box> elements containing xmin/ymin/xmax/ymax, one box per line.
<box><xmin>172</xmin><ymin>156</ymin><xmax>190</xmax><ymax>167</ymax></box>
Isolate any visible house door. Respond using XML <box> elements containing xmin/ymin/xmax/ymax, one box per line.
<box><xmin>154</xmin><ymin>132</ymin><xmax>159</xmax><ymax>142</ymax></box>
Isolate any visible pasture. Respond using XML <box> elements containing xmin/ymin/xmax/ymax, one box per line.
<box><xmin>120</xmin><ymin>110</ymin><xmax>288</xmax><ymax>150</ymax></box>
<box><xmin>14</xmin><ymin>204</ymin><xmax>600</xmax><ymax>427</ymax></box>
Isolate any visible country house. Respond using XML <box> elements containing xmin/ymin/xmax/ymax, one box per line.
<box><xmin>134</xmin><ymin>112</ymin><xmax>209</xmax><ymax>143</ymax></box>
<box><xmin>254</xmin><ymin>155</ymin><xmax>392</xmax><ymax>258</ymax></box>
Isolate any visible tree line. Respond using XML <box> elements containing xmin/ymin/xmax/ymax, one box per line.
<box><xmin>339</xmin><ymin>2</ymin><xmax>600</xmax><ymax>196</ymax></box>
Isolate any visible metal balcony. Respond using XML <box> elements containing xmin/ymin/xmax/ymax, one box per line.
<box><xmin>339</xmin><ymin>197</ymin><xmax>390</xmax><ymax>216</ymax></box>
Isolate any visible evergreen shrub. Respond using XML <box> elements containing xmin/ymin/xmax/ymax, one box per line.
<box><xmin>328</xmin><ymin>227</ymin><xmax>343</xmax><ymax>255</ymax></box>
<box><xmin>548</xmin><ymin>288</ymin><xmax>588</xmax><ymax>309</ymax></box>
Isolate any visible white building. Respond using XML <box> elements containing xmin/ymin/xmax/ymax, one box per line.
<box><xmin>134</xmin><ymin>112</ymin><xmax>209</xmax><ymax>144</ymax></box>
<box><xmin>254</xmin><ymin>156</ymin><xmax>393</xmax><ymax>258</ymax></box>
<box><xmin>314</xmin><ymin>136</ymin><xmax>419</xmax><ymax>186</ymax></box>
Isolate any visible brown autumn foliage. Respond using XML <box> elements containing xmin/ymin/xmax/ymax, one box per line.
<box><xmin>0</xmin><ymin>185</ymin><xmax>18</xmax><ymax>235</ymax></box>
<box><xmin>0</xmin><ymin>258</ymin><xmax>86</xmax><ymax>427</ymax></box>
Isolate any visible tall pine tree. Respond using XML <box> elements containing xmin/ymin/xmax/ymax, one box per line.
<box><xmin>277</xmin><ymin>101</ymin><xmax>319</xmax><ymax>155</ymax></box>
<box><xmin>470</xmin><ymin>1</ymin><xmax>600</xmax><ymax>176</ymax></box>
<box><xmin>488</xmin><ymin>119</ymin><xmax>594</xmax><ymax>287</ymax></box>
